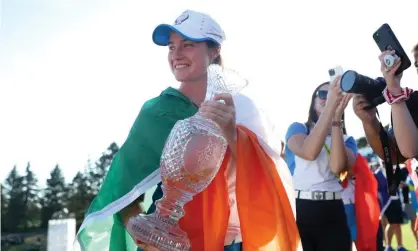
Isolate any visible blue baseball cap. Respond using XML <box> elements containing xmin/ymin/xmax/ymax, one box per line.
<box><xmin>152</xmin><ymin>10</ymin><xmax>226</xmax><ymax>46</ymax></box>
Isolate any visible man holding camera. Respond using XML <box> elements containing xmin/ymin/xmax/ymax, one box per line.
<box><xmin>353</xmin><ymin>46</ymin><xmax>418</xmax><ymax>251</ymax></box>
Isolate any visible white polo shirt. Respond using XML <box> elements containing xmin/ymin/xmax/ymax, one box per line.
<box><xmin>284</xmin><ymin>122</ymin><xmax>358</xmax><ymax>192</ymax></box>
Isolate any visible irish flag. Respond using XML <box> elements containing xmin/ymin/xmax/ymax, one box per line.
<box><xmin>74</xmin><ymin>91</ymin><xmax>300</xmax><ymax>250</ymax></box>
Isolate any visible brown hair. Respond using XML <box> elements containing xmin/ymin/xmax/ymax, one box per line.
<box><xmin>206</xmin><ymin>40</ymin><xmax>223</xmax><ymax>66</ymax></box>
<box><xmin>306</xmin><ymin>82</ymin><xmax>347</xmax><ymax>134</ymax></box>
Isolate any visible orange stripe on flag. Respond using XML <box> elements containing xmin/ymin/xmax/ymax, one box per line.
<box><xmin>179</xmin><ymin>125</ymin><xmax>300</xmax><ymax>250</ymax></box>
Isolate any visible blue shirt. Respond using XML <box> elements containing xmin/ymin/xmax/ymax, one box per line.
<box><xmin>406</xmin><ymin>176</ymin><xmax>418</xmax><ymax>210</ymax></box>
<box><xmin>374</xmin><ymin>169</ymin><xmax>390</xmax><ymax>210</ymax></box>
<box><xmin>285</xmin><ymin>122</ymin><xmax>358</xmax><ymax>192</ymax></box>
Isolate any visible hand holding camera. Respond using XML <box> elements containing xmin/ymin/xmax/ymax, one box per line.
<box><xmin>352</xmin><ymin>94</ymin><xmax>377</xmax><ymax>124</ymax></box>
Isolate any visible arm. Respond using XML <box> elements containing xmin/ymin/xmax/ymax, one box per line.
<box><xmin>391</xmin><ymin>99</ymin><xmax>418</xmax><ymax>158</ymax></box>
<box><xmin>329</xmin><ymin>126</ymin><xmax>356</xmax><ymax>175</ymax></box>
<box><xmin>377</xmin><ymin>50</ymin><xmax>418</xmax><ymax>159</ymax></box>
<box><xmin>287</xmin><ymin>104</ymin><xmax>336</xmax><ymax>161</ymax></box>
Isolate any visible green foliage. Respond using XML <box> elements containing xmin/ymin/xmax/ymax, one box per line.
<box><xmin>2</xmin><ymin>142</ymin><xmax>119</xmax><ymax>233</ymax></box>
<box><xmin>356</xmin><ymin>136</ymin><xmax>369</xmax><ymax>149</ymax></box>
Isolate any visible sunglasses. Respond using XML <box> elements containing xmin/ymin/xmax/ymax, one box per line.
<box><xmin>316</xmin><ymin>90</ymin><xmax>328</xmax><ymax>100</ymax></box>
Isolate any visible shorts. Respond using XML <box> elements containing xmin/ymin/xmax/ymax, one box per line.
<box><xmin>404</xmin><ymin>203</ymin><xmax>417</xmax><ymax>221</ymax></box>
<box><xmin>344</xmin><ymin>203</ymin><xmax>357</xmax><ymax>241</ymax></box>
<box><xmin>384</xmin><ymin>199</ymin><xmax>404</xmax><ymax>224</ymax></box>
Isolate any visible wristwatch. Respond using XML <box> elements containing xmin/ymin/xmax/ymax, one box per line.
<box><xmin>332</xmin><ymin>120</ymin><xmax>343</xmax><ymax>129</ymax></box>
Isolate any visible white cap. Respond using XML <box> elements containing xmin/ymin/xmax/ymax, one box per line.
<box><xmin>152</xmin><ymin>10</ymin><xmax>226</xmax><ymax>46</ymax></box>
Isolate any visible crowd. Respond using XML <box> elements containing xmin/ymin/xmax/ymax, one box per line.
<box><xmin>73</xmin><ymin>9</ymin><xmax>418</xmax><ymax>251</ymax></box>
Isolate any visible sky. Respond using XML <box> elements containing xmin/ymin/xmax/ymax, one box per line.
<box><xmin>0</xmin><ymin>0</ymin><xmax>417</xmax><ymax>186</ymax></box>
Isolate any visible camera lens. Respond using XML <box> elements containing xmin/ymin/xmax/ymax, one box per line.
<box><xmin>329</xmin><ymin>69</ymin><xmax>335</xmax><ymax>76</ymax></box>
<box><xmin>340</xmin><ymin>71</ymin><xmax>357</xmax><ymax>92</ymax></box>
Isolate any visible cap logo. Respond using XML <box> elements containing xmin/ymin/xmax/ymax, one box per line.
<box><xmin>175</xmin><ymin>13</ymin><xmax>189</xmax><ymax>25</ymax></box>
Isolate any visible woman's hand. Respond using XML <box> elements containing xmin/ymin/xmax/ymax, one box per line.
<box><xmin>379</xmin><ymin>50</ymin><xmax>403</xmax><ymax>93</ymax></box>
<box><xmin>199</xmin><ymin>93</ymin><xmax>237</xmax><ymax>154</ymax></box>
<box><xmin>326</xmin><ymin>76</ymin><xmax>344</xmax><ymax>110</ymax></box>
<box><xmin>333</xmin><ymin>93</ymin><xmax>353</xmax><ymax>121</ymax></box>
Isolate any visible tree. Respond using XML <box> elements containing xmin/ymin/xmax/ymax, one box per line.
<box><xmin>67</xmin><ymin>171</ymin><xmax>92</xmax><ymax>230</ymax></box>
<box><xmin>88</xmin><ymin>142</ymin><xmax>119</xmax><ymax>195</ymax></box>
<box><xmin>357</xmin><ymin>136</ymin><xmax>369</xmax><ymax>149</ymax></box>
<box><xmin>22</xmin><ymin>162</ymin><xmax>41</xmax><ymax>229</ymax></box>
<box><xmin>41</xmin><ymin>164</ymin><xmax>67</xmax><ymax>228</ymax></box>
<box><xmin>1</xmin><ymin>183</ymin><xmax>8</xmax><ymax>232</ymax></box>
<box><xmin>3</xmin><ymin>166</ymin><xmax>25</xmax><ymax>232</ymax></box>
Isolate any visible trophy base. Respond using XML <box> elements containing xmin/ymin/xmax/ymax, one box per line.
<box><xmin>127</xmin><ymin>213</ymin><xmax>190</xmax><ymax>251</ymax></box>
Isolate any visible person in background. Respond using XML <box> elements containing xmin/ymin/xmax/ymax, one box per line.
<box><xmin>372</xmin><ymin>162</ymin><xmax>390</xmax><ymax>251</ymax></box>
<box><xmin>403</xmin><ymin>172</ymin><xmax>418</xmax><ymax>248</ymax></box>
<box><xmin>380</xmin><ymin>168</ymin><xmax>407</xmax><ymax>251</ymax></box>
<box><xmin>285</xmin><ymin>78</ymin><xmax>357</xmax><ymax>251</ymax></box>
<box><xmin>352</xmin><ymin>47</ymin><xmax>418</xmax><ymax>251</ymax></box>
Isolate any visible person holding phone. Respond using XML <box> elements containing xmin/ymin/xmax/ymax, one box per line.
<box><xmin>285</xmin><ymin>77</ymin><xmax>357</xmax><ymax>251</ymax></box>
<box><xmin>354</xmin><ymin>43</ymin><xmax>418</xmax><ymax>166</ymax></box>
<box><xmin>352</xmin><ymin>47</ymin><xmax>418</xmax><ymax>251</ymax></box>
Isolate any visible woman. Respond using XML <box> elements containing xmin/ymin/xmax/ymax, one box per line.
<box><xmin>75</xmin><ymin>10</ymin><xmax>300</xmax><ymax>251</ymax></box>
<box><xmin>285</xmin><ymin>79</ymin><xmax>357</xmax><ymax>251</ymax></box>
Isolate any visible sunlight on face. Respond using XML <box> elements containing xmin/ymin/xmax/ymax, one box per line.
<box><xmin>167</xmin><ymin>32</ymin><xmax>213</xmax><ymax>84</ymax></box>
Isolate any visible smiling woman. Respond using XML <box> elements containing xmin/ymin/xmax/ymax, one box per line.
<box><xmin>75</xmin><ymin>9</ymin><xmax>300</xmax><ymax>251</ymax></box>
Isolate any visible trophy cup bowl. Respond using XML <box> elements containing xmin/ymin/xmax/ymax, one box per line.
<box><xmin>126</xmin><ymin>65</ymin><xmax>248</xmax><ymax>251</ymax></box>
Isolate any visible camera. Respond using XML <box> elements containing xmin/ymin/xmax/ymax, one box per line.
<box><xmin>340</xmin><ymin>70</ymin><xmax>386</xmax><ymax>108</ymax></box>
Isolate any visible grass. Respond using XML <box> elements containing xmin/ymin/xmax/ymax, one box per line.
<box><xmin>390</xmin><ymin>224</ymin><xmax>418</xmax><ymax>251</ymax></box>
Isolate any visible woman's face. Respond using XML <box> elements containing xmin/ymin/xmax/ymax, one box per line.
<box><xmin>314</xmin><ymin>84</ymin><xmax>329</xmax><ymax>116</ymax></box>
<box><xmin>167</xmin><ymin>32</ymin><xmax>218</xmax><ymax>83</ymax></box>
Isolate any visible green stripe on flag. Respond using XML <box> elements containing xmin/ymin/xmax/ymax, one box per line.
<box><xmin>76</xmin><ymin>88</ymin><xmax>198</xmax><ymax>251</ymax></box>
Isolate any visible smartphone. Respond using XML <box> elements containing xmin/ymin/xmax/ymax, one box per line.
<box><xmin>373</xmin><ymin>23</ymin><xmax>411</xmax><ymax>75</ymax></box>
<box><xmin>328</xmin><ymin>66</ymin><xmax>344</xmax><ymax>83</ymax></box>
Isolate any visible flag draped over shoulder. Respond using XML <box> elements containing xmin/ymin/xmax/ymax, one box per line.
<box><xmin>75</xmin><ymin>88</ymin><xmax>299</xmax><ymax>251</ymax></box>
<box><xmin>352</xmin><ymin>154</ymin><xmax>380</xmax><ymax>251</ymax></box>
<box><xmin>75</xmin><ymin>88</ymin><xmax>198</xmax><ymax>251</ymax></box>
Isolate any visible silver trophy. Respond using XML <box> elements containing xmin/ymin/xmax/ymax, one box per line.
<box><xmin>126</xmin><ymin>64</ymin><xmax>248</xmax><ymax>251</ymax></box>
